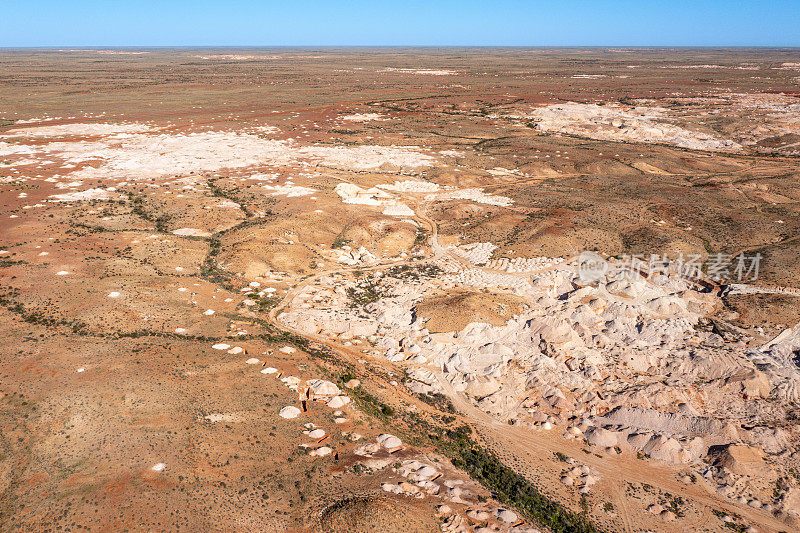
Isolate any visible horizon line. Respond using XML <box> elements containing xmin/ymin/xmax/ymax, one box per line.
<box><xmin>3</xmin><ymin>45</ymin><xmax>800</xmax><ymax>50</ymax></box>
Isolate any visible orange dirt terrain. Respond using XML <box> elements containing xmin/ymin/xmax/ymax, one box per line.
<box><xmin>1</xmin><ymin>48</ymin><xmax>800</xmax><ymax>532</ymax></box>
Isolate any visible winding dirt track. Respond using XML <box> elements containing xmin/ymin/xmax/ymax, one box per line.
<box><xmin>433</xmin><ymin>371</ymin><xmax>789</xmax><ymax>532</ymax></box>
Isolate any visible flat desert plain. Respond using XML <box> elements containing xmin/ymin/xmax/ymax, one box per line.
<box><xmin>1</xmin><ymin>48</ymin><xmax>800</xmax><ymax>532</ymax></box>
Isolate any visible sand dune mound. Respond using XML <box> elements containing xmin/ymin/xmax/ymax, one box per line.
<box><xmin>317</xmin><ymin>496</ymin><xmax>439</xmax><ymax>533</ymax></box>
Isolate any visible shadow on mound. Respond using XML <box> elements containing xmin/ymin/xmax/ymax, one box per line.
<box><xmin>318</xmin><ymin>495</ymin><xmax>439</xmax><ymax>533</ymax></box>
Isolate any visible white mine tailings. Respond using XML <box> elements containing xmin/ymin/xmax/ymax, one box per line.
<box><xmin>278</xmin><ymin>246</ymin><xmax>800</xmax><ymax>508</ymax></box>
<box><xmin>525</xmin><ymin>102</ymin><xmax>741</xmax><ymax>151</ymax></box>
<box><xmin>334</xmin><ymin>180</ymin><xmax>513</xmax><ymax>218</ymax></box>
<box><xmin>0</xmin><ymin>124</ymin><xmax>437</xmax><ymax>181</ymax></box>
<box><xmin>338</xmin><ymin>113</ymin><xmax>388</xmax><ymax>122</ymax></box>
<box><xmin>335</xmin><ymin>182</ymin><xmax>416</xmax><ymax>217</ymax></box>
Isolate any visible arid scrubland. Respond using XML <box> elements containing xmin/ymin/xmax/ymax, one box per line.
<box><xmin>1</xmin><ymin>48</ymin><xmax>800</xmax><ymax>532</ymax></box>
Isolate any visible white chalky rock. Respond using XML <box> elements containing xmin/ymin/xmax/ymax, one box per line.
<box><xmin>245</xmin><ymin>358</ymin><xmax>259</xmax><ymax>364</ymax></box>
<box><xmin>203</xmin><ymin>309</ymin><xmax>215</xmax><ymax>316</ymax></box>
<box><xmin>437</xmin><ymin>505</ymin><xmax>453</xmax><ymax>515</ymax></box>
<box><xmin>495</xmin><ymin>509</ymin><xmax>519</xmax><ymax>523</ymax></box>
<box><xmin>399</xmin><ymin>462</ymin><xmax>439</xmax><ymax>482</ymax></box>
<box><xmin>327</xmin><ymin>396</ymin><xmax>351</xmax><ymax>409</ymax></box>
<box><xmin>308</xmin><ymin>429</ymin><xmax>326</xmax><ymax>439</ymax></box>
<box><xmin>108</xmin><ymin>291</ymin><xmax>121</xmax><ymax>298</ymax></box>
<box><xmin>528</xmin><ymin>102</ymin><xmax>739</xmax><ymax>151</ymax></box>
<box><xmin>585</xmin><ymin>427</ymin><xmax>618</xmax><ymax>448</ymax></box>
<box><xmin>443</xmin><ymin>485</ymin><xmax>472</xmax><ymax>504</ymax></box>
<box><xmin>212</xmin><ymin>343</ymin><xmax>231</xmax><ymax>350</ymax></box>
<box><xmin>417</xmin><ymin>480</ymin><xmax>440</xmax><ymax>495</ymax></box>
<box><xmin>309</xmin><ymin>379</ymin><xmax>341</xmax><ymax>397</ymax></box>
<box><xmin>377</xmin><ymin>433</ymin><xmax>402</xmax><ymax>449</ymax></box>
<box><xmin>173</xmin><ymin>227</ymin><xmax>213</xmax><ymax>238</ymax></box>
<box><xmin>310</xmin><ymin>446</ymin><xmax>332</xmax><ymax>457</ymax></box>
<box><xmin>340</xmin><ymin>113</ymin><xmax>388</xmax><ymax>122</ymax></box>
<box><xmin>261</xmin><ymin>367</ymin><xmax>279</xmax><ymax>374</ymax></box>
<box><xmin>151</xmin><ymin>463</ymin><xmax>166</xmax><ymax>472</ymax></box>
<box><xmin>174</xmin><ymin>328</ymin><xmax>187</xmax><ymax>334</ymax></box>
<box><xmin>386</xmin><ymin>351</ymin><xmax>406</xmax><ymax>362</ymax></box>
<box><xmin>354</xmin><ymin>443</ymin><xmax>380</xmax><ymax>456</ymax></box>
<box><xmin>279</xmin><ymin>406</ymin><xmax>301</xmax><ymax>419</ymax></box>
<box><xmin>467</xmin><ymin>510</ymin><xmax>491</xmax><ymax>521</ymax></box>
<box><xmin>382</xmin><ymin>202</ymin><xmax>415</xmax><ymax>217</ymax></box>
<box><xmin>382</xmin><ymin>483</ymin><xmax>403</xmax><ymax>494</ymax></box>
<box><xmin>279</xmin><ymin>346</ymin><xmax>296</xmax><ymax>354</ymax></box>
<box><xmin>56</xmin><ymin>270</ymin><xmax>69</xmax><ymax>275</ymax></box>
<box><xmin>228</xmin><ymin>347</ymin><xmax>243</xmax><ymax>355</ymax></box>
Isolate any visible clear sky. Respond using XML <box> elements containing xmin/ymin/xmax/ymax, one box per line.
<box><xmin>3</xmin><ymin>0</ymin><xmax>799</xmax><ymax>47</ymax></box>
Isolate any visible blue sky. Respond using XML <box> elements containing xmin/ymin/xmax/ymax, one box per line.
<box><xmin>3</xmin><ymin>1</ymin><xmax>799</xmax><ymax>47</ymax></box>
